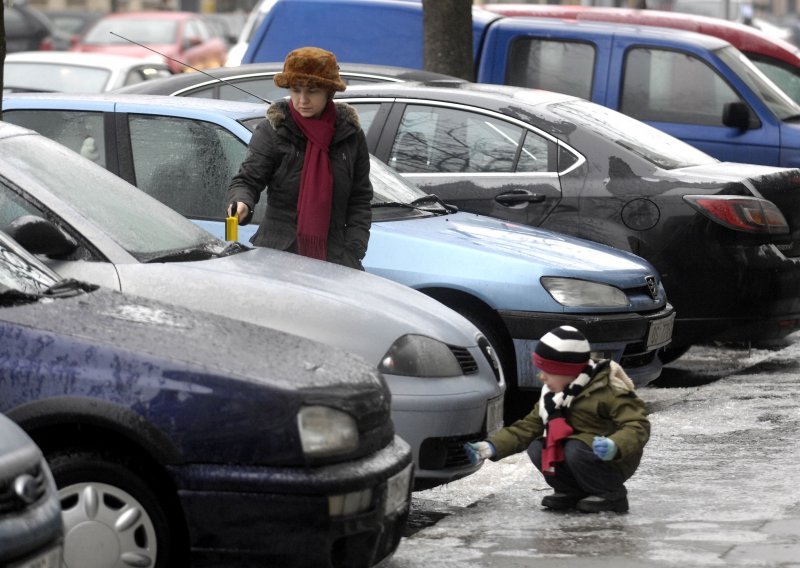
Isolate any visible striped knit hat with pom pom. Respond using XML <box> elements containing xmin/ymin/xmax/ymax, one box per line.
<box><xmin>533</xmin><ymin>325</ymin><xmax>591</xmax><ymax>376</ymax></box>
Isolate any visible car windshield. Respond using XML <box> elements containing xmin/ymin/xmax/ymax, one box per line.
<box><xmin>0</xmin><ymin>232</ymin><xmax>59</xmax><ymax>296</ymax></box>
<box><xmin>546</xmin><ymin>99</ymin><xmax>717</xmax><ymax>169</ymax></box>
<box><xmin>3</xmin><ymin>133</ymin><xmax>224</xmax><ymax>261</ymax></box>
<box><xmin>83</xmin><ymin>18</ymin><xmax>178</xmax><ymax>45</ymax></box>
<box><xmin>715</xmin><ymin>46</ymin><xmax>800</xmax><ymax>120</ymax></box>
<box><xmin>369</xmin><ymin>157</ymin><xmax>449</xmax><ymax>216</ymax></box>
<box><xmin>4</xmin><ymin>63</ymin><xmax>111</xmax><ymax>93</ymax></box>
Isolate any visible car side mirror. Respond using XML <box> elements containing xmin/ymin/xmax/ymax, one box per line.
<box><xmin>722</xmin><ymin>102</ymin><xmax>751</xmax><ymax>130</ymax></box>
<box><xmin>5</xmin><ymin>215</ymin><xmax>78</xmax><ymax>257</ymax></box>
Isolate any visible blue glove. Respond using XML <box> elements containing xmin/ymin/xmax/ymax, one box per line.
<box><xmin>592</xmin><ymin>436</ymin><xmax>618</xmax><ymax>461</ymax></box>
<box><xmin>464</xmin><ymin>441</ymin><xmax>495</xmax><ymax>465</ymax></box>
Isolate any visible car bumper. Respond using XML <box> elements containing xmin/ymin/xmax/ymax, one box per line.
<box><xmin>170</xmin><ymin>437</ymin><xmax>413</xmax><ymax>568</ymax></box>
<box><xmin>388</xmin><ymin>373</ymin><xmax>504</xmax><ymax>488</ymax></box>
<box><xmin>499</xmin><ymin>305</ymin><xmax>675</xmax><ymax>388</ymax></box>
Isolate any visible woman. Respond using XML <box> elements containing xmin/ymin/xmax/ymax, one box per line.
<box><xmin>225</xmin><ymin>46</ymin><xmax>372</xmax><ymax>269</ymax></box>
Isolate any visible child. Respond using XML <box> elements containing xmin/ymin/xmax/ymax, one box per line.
<box><xmin>465</xmin><ymin>325</ymin><xmax>650</xmax><ymax>513</ymax></box>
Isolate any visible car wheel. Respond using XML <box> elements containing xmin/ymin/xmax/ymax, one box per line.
<box><xmin>46</xmin><ymin>448</ymin><xmax>185</xmax><ymax>568</ymax></box>
<box><xmin>454</xmin><ymin>305</ymin><xmax>538</xmax><ymax>424</ymax></box>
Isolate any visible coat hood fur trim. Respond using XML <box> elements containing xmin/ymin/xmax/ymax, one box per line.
<box><xmin>266</xmin><ymin>100</ymin><xmax>361</xmax><ymax>131</ymax></box>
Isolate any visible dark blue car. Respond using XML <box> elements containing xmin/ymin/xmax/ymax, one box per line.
<box><xmin>0</xmin><ymin>231</ymin><xmax>412</xmax><ymax>567</ymax></box>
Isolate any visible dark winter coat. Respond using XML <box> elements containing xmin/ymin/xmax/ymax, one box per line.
<box><xmin>489</xmin><ymin>360</ymin><xmax>650</xmax><ymax>480</ymax></box>
<box><xmin>225</xmin><ymin>99</ymin><xmax>373</xmax><ymax>270</ymax></box>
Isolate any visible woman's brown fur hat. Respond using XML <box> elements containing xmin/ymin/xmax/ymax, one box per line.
<box><xmin>273</xmin><ymin>47</ymin><xmax>347</xmax><ymax>92</ymax></box>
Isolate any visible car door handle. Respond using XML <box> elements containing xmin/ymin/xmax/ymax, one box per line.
<box><xmin>495</xmin><ymin>192</ymin><xmax>547</xmax><ymax>205</ymax></box>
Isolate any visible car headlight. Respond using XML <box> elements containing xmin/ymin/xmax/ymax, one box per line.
<box><xmin>541</xmin><ymin>277</ymin><xmax>629</xmax><ymax>308</ymax></box>
<box><xmin>297</xmin><ymin>406</ymin><xmax>359</xmax><ymax>458</ymax></box>
<box><xmin>378</xmin><ymin>334</ymin><xmax>463</xmax><ymax>377</ymax></box>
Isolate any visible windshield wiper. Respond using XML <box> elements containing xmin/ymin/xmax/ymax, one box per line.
<box><xmin>143</xmin><ymin>247</ymin><xmax>216</xmax><ymax>263</ymax></box>
<box><xmin>0</xmin><ymin>288</ymin><xmax>41</xmax><ymax>306</ymax></box>
<box><xmin>43</xmin><ymin>279</ymin><xmax>99</xmax><ymax>298</ymax></box>
<box><xmin>410</xmin><ymin>194</ymin><xmax>458</xmax><ymax>214</ymax></box>
<box><xmin>218</xmin><ymin>241</ymin><xmax>252</xmax><ymax>257</ymax></box>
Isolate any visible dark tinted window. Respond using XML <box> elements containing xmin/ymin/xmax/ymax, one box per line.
<box><xmin>506</xmin><ymin>38</ymin><xmax>595</xmax><ymax>100</ymax></box>
<box><xmin>621</xmin><ymin>47</ymin><xmax>740</xmax><ymax>126</ymax></box>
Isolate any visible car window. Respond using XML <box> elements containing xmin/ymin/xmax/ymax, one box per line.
<box><xmin>0</xmin><ymin>133</ymin><xmax>216</xmax><ymax>259</ymax></box>
<box><xmin>751</xmin><ymin>58</ymin><xmax>800</xmax><ymax>105</ymax></box>
<box><xmin>185</xmin><ymin>19</ymin><xmax>206</xmax><ymax>43</ymax></box>
<box><xmin>4</xmin><ymin>6</ymin><xmax>34</xmax><ymax>35</ymax></box>
<box><xmin>128</xmin><ymin>115</ymin><xmax>247</xmax><ymax>220</ymax></box>
<box><xmin>548</xmin><ymin>98</ymin><xmax>716</xmax><ymax>169</ymax></box>
<box><xmin>3</xmin><ymin>110</ymin><xmax>106</xmax><ymax>168</ymax></box>
<box><xmin>83</xmin><ymin>19</ymin><xmax>178</xmax><ymax>45</ymax></box>
<box><xmin>505</xmin><ymin>38</ymin><xmax>595</xmax><ymax>100</ymax></box>
<box><xmin>351</xmin><ymin>103</ymin><xmax>380</xmax><ymax>134</ymax></box>
<box><xmin>124</xmin><ymin>66</ymin><xmax>172</xmax><ymax>87</ymax></box>
<box><xmin>391</xmin><ymin>105</ymin><xmax>552</xmax><ymax>174</ymax></box>
<box><xmin>621</xmin><ymin>47</ymin><xmax>740</xmax><ymax>126</ymax></box>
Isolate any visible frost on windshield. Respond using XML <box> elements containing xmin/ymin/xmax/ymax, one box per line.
<box><xmin>0</xmin><ymin>236</ymin><xmax>58</xmax><ymax>295</ymax></box>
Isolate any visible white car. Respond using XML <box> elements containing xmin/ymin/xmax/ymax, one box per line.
<box><xmin>3</xmin><ymin>51</ymin><xmax>172</xmax><ymax>93</ymax></box>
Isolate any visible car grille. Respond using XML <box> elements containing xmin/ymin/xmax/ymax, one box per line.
<box><xmin>0</xmin><ymin>462</ymin><xmax>47</xmax><ymax>515</ymax></box>
<box><xmin>419</xmin><ymin>433</ymin><xmax>479</xmax><ymax>470</ymax></box>
<box><xmin>449</xmin><ymin>346</ymin><xmax>478</xmax><ymax>375</ymax></box>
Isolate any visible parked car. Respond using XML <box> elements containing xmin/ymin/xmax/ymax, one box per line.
<box><xmin>3</xmin><ymin>52</ymin><xmax>172</xmax><ymax>93</ymax></box>
<box><xmin>43</xmin><ymin>9</ymin><xmax>104</xmax><ymax>48</ymax></box>
<box><xmin>3</xmin><ymin>0</ymin><xmax>71</xmax><ymax>52</ymax></box>
<box><xmin>0</xmin><ymin>94</ymin><xmax>675</xmax><ymax>423</ymax></box>
<box><xmin>0</xmin><ymin>228</ymin><xmax>412</xmax><ymax>567</ymax></box>
<box><xmin>112</xmin><ymin>61</ymin><xmax>462</xmax><ymax>103</ymax></box>
<box><xmin>480</xmin><ymin>3</ymin><xmax>800</xmax><ymax>105</ymax></box>
<box><xmin>0</xmin><ymin>412</ymin><xmax>63</xmax><ymax>568</ymax></box>
<box><xmin>331</xmin><ymin>81</ymin><xmax>800</xmax><ymax>362</ymax></box>
<box><xmin>71</xmin><ymin>11</ymin><xmax>228</xmax><ymax>73</ymax></box>
<box><xmin>0</xmin><ymin>118</ymin><xmax>503</xmax><ymax>488</ymax></box>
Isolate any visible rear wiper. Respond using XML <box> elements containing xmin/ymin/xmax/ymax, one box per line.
<box><xmin>410</xmin><ymin>194</ymin><xmax>458</xmax><ymax>213</ymax></box>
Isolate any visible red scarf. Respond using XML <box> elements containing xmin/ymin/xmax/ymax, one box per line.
<box><xmin>289</xmin><ymin>99</ymin><xmax>337</xmax><ymax>260</ymax></box>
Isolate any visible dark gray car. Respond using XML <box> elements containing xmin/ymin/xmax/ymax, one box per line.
<box><xmin>0</xmin><ymin>413</ymin><xmax>63</xmax><ymax>568</ymax></box>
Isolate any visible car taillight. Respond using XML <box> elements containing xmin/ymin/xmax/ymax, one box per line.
<box><xmin>683</xmin><ymin>195</ymin><xmax>789</xmax><ymax>234</ymax></box>
<box><xmin>39</xmin><ymin>38</ymin><xmax>54</xmax><ymax>50</ymax></box>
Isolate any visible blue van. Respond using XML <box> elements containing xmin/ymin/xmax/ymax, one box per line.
<box><xmin>243</xmin><ymin>0</ymin><xmax>800</xmax><ymax>167</ymax></box>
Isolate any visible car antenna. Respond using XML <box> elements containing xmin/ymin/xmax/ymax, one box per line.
<box><xmin>109</xmin><ymin>32</ymin><xmax>271</xmax><ymax>104</ymax></box>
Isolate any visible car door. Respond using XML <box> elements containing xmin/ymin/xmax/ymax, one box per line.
<box><xmin>349</xmin><ymin>99</ymin><xmax>565</xmax><ymax>227</ymax></box>
<box><xmin>607</xmin><ymin>39</ymin><xmax>782</xmax><ymax>165</ymax></box>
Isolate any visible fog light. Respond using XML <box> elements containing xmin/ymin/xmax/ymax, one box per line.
<box><xmin>384</xmin><ymin>463</ymin><xmax>413</xmax><ymax>515</ymax></box>
<box><xmin>328</xmin><ymin>489</ymin><xmax>373</xmax><ymax>517</ymax></box>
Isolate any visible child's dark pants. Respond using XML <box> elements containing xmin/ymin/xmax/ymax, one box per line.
<box><xmin>527</xmin><ymin>438</ymin><xmax>628</xmax><ymax>499</ymax></box>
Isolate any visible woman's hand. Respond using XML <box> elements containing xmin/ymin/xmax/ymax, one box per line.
<box><xmin>228</xmin><ymin>202</ymin><xmax>250</xmax><ymax>223</ymax></box>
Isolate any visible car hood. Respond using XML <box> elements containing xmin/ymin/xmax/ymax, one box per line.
<box><xmin>74</xmin><ymin>44</ymin><xmax>175</xmax><ymax>58</ymax></box>
<box><xmin>366</xmin><ymin>211</ymin><xmax>665</xmax><ymax>310</ymax></box>
<box><xmin>115</xmin><ymin>246</ymin><xmax>483</xmax><ymax>364</ymax></box>
<box><xmin>670</xmin><ymin>161</ymin><xmax>800</xmax><ymax>257</ymax></box>
<box><xmin>2</xmin><ymin>287</ymin><xmax>383</xmax><ymax>393</ymax></box>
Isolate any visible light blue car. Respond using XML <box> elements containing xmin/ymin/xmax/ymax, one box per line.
<box><xmin>2</xmin><ymin>93</ymin><xmax>675</xmax><ymax>421</ymax></box>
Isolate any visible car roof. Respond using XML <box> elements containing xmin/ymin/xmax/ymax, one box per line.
<box><xmin>480</xmin><ymin>4</ymin><xmax>800</xmax><ymax>65</ymax></box>
<box><xmin>95</xmin><ymin>10</ymin><xmax>199</xmax><ymax>20</ymax></box>
<box><xmin>3</xmin><ymin>92</ymin><xmax>265</xmax><ymax>120</ymax></box>
<box><xmin>489</xmin><ymin>15</ymin><xmax>731</xmax><ymax>50</ymax></box>
<box><xmin>112</xmin><ymin>61</ymin><xmax>462</xmax><ymax>95</ymax></box>
<box><xmin>4</xmin><ymin>51</ymin><xmax>167</xmax><ymax>68</ymax></box>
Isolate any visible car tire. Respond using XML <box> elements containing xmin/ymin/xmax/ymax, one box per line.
<box><xmin>46</xmin><ymin>448</ymin><xmax>186</xmax><ymax>568</ymax></box>
<box><xmin>454</xmin><ymin>304</ymin><xmax>538</xmax><ymax>425</ymax></box>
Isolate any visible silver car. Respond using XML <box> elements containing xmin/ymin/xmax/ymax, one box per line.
<box><xmin>0</xmin><ymin>121</ymin><xmax>504</xmax><ymax>489</ymax></box>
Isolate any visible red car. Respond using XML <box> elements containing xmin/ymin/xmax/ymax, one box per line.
<box><xmin>71</xmin><ymin>11</ymin><xmax>227</xmax><ymax>73</ymax></box>
<box><xmin>480</xmin><ymin>3</ymin><xmax>800</xmax><ymax>103</ymax></box>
